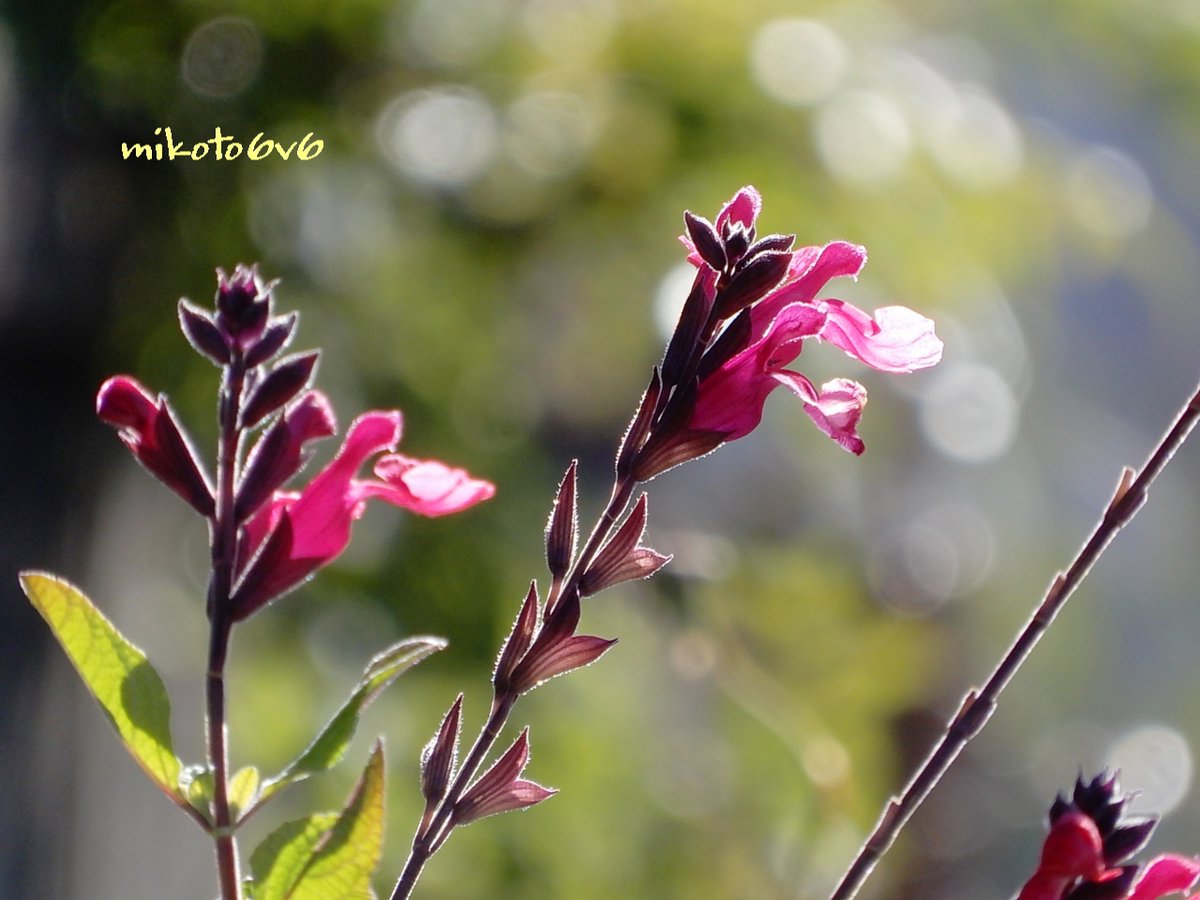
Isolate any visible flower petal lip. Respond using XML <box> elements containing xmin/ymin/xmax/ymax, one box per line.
<box><xmin>1127</xmin><ymin>854</ymin><xmax>1200</xmax><ymax>900</ymax></box>
<box><xmin>817</xmin><ymin>300</ymin><xmax>943</xmax><ymax>373</ymax></box>
<box><xmin>369</xmin><ymin>455</ymin><xmax>496</xmax><ymax>517</ymax></box>
<box><xmin>229</xmin><ymin>410</ymin><xmax>495</xmax><ymax>619</ymax></box>
<box><xmin>788</xmin><ymin>377</ymin><xmax>868</xmax><ymax>456</ymax></box>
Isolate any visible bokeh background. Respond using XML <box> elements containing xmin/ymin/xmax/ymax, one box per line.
<box><xmin>3</xmin><ymin>0</ymin><xmax>1200</xmax><ymax>898</ymax></box>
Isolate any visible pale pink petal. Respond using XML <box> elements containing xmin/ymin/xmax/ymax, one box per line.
<box><xmin>817</xmin><ymin>299</ymin><xmax>943</xmax><ymax>373</ymax></box>
<box><xmin>369</xmin><ymin>454</ymin><xmax>496</xmax><ymax>517</ymax></box>
<box><xmin>781</xmin><ymin>376</ymin><xmax>868</xmax><ymax>455</ymax></box>
<box><xmin>1129</xmin><ymin>855</ymin><xmax>1200</xmax><ymax>900</ymax></box>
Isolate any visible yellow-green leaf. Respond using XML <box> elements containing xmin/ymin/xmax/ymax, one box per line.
<box><xmin>19</xmin><ymin>571</ymin><xmax>183</xmax><ymax>804</ymax></box>
<box><xmin>256</xmin><ymin>637</ymin><xmax>444</xmax><ymax>811</ymax></box>
<box><xmin>249</xmin><ymin>744</ymin><xmax>386</xmax><ymax>900</ymax></box>
<box><xmin>249</xmin><ymin>812</ymin><xmax>340</xmax><ymax>900</ymax></box>
<box><xmin>290</xmin><ymin>742</ymin><xmax>386</xmax><ymax>900</ymax></box>
<box><xmin>229</xmin><ymin>765</ymin><xmax>261</xmax><ymax>819</ymax></box>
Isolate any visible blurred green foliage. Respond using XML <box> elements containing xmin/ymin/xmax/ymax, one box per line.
<box><xmin>10</xmin><ymin>0</ymin><xmax>1200</xmax><ymax>898</ymax></box>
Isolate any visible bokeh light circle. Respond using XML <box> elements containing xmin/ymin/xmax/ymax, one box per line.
<box><xmin>814</xmin><ymin>90</ymin><xmax>913</xmax><ymax>186</ymax></box>
<box><xmin>377</xmin><ymin>86</ymin><xmax>498</xmax><ymax>188</ymax></box>
<box><xmin>920</xmin><ymin>363</ymin><xmax>1018</xmax><ymax>462</ymax></box>
<box><xmin>1106</xmin><ymin>724</ymin><xmax>1193</xmax><ymax>816</ymax></box>
<box><xmin>750</xmin><ymin>18</ymin><xmax>850</xmax><ymax>107</ymax></box>
<box><xmin>181</xmin><ymin>16</ymin><xmax>262</xmax><ymax>99</ymax></box>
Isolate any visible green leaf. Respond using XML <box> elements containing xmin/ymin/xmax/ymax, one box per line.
<box><xmin>180</xmin><ymin>764</ymin><xmax>215</xmax><ymax>823</ymax></box>
<box><xmin>229</xmin><ymin>765</ymin><xmax>261</xmax><ymax>819</ymax></box>
<box><xmin>19</xmin><ymin>571</ymin><xmax>184</xmax><ymax>805</ymax></box>
<box><xmin>249</xmin><ymin>743</ymin><xmax>386</xmax><ymax>900</ymax></box>
<box><xmin>291</xmin><ymin>741</ymin><xmax>386</xmax><ymax>900</ymax></box>
<box><xmin>250</xmin><ymin>812</ymin><xmax>340</xmax><ymax>900</ymax></box>
<box><xmin>255</xmin><ymin>636</ymin><xmax>445</xmax><ymax>810</ymax></box>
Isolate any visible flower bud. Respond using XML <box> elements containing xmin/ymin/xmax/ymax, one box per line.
<box><xmin>239</xmin><ymin>352</ymin><xmax>320</xmax><ymax>429</ymax></box>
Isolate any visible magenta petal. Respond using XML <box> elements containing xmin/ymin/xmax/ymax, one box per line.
<box><xmin>96</xmin><ymin>375</ymin><xmax>157</xmax><ymax>429</ymax></box>
<box><xmin>818</xmin><ymin>299</ymin><xmax>943</xmax><ymax>373</ymax></box>
<box><xmin>690</xmin><ymin>302</ymin><xmax>825</xmax><ymax>440</ymax></box>
<box><xmin>1128</xmin><ymin>855</ymin><xmax>1200</xmax><ymax>900</ymax></box>
<box><xmin>371</xmin><ymin>454</ymin><xmax>496</xmax><ymax>517</ymax></box>
<box><xmin>285</xmin><ymin>412</ymin><xmax>402</xmax><ymax>558</ymax></box>
<box><xmin>228</xmin><ymin>411</ymin><xmax>401</xmax><ymax>616</ymax></box>
<box><xmin>716</xmin><ymin>186</ymin><xmax>762</xmax><ymax>232</ymax></box>
<box><xmin>752</xmin><ymin>241</ymin><xmax>867</xmax><ymax>327</ymax></box>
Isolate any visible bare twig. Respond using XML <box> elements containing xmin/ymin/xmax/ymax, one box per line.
<box><xmin>828</xmin><ymin>382</ymin><xmax>1200</xmax><ymax>900</ymax></box>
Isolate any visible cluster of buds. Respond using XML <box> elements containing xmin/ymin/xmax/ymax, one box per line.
<box><xmin>1019</xmin><ymin>772</ymin><xmax>1200</xmax><ymax>900</ymax></box>
<box><xmin>97</xmin><ymin>265</ymin><xmax>494</xmax><ymax>623</ymax></box>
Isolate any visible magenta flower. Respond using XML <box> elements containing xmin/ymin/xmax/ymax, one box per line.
<box><xmin>96</xmin><ymin>375</ymin><xmax>216</xmax><ymax>516</ymax></box>
<box><xmin>1127</xmin><ymin>856</ymin><xmax>1200</xmax><ymax>900</ymax></box>
<box><xmin>679</xmin><ymin>189</ymin><xmax>942</xmax><ymax>457</ymax></box>
<box><xmin>1018</xmin><ymin>772</ymin><xmax>1196</xmax><ymax>900</ymax></box>
<box><xmin>229</xmin><ymin>411</ymin><xmax>494</xmax><ymax>620</ymax></box>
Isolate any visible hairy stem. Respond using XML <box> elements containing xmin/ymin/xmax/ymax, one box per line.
<box><xmin>390</xmin><ymin>693</ymin><xmax>516</xmax><ymax>900</ymax></box>
<box><xmin>206</xmin><ymin>358</ymin><xmax>247</xmax><ymax>900</ymax></box>
<box><xmin>828</xmin><ymin>382</ymin><xmax>1200</xmax><ymax>900</ymax></box>
<box><xmin>389</xmin><ymin>270</ymin><xmax>739</xmax><ymax>898</ymax></box>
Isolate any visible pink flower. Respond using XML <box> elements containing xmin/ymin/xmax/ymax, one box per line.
<box><xmin>678</xmin><ymin>190</ymin><xmax>942</xmax><ymax>455</ymax></box>
<box><xmin>1018</xmin><ymin>772</ymin><xmax>1194</xmax><ymax>900</ymax></box>
<box><xmin>690</xmin><ymin>289</ymin><xmax>939</xmax><ymax>455</ymax></box>
<box><xmin>96</xmin><ymin>376</ymin><xmax>215</xmax><ymax>515</ymax></box>
<box><xmin>229</xmin><ymin>411</ymin><xmax>494</xmax><ymax>620</ymax></box>
<box><xmin>1127</xmin><ymin>855</ymin><xmax>1200</xmax><ymax>900</ymax></box>
<box><xmin>1018</xmin><ymin>811</ymin><xmax>1112</xmax><ymax>900</ymax></box>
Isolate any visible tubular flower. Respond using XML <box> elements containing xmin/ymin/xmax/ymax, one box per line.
<box><xmin>96</xmin><ymin>375</ymin><xmax>216</xmax><ymax>516</ymax></box>
<box><xmin>1019</xmin><ymin>772</ymin><xmax>1200</xmax><ymax>900</ymax></box>
<box><xmin>228</xmin><ymin>411</ymin><xmax>494</xmax><ymax>620</ymax></box>
<box><xmin>680</xmin><ymin>188</ymin><xmax>942</xmax><ymax>457</ymax></box>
